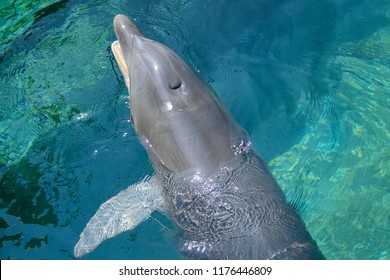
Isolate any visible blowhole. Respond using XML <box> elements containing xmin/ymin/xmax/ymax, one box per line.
<box><xmin>169</xmin><ymin>81</ymin><xmax>182</xmax><ymax>90</ymax></box>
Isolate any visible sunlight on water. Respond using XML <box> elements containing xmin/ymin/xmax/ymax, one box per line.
<box><xmin>270</xmin><ymin>26</ymin><xmax>390</xmax><ymax>259</ymax></box>
<box><xmin>1</xmin><ymin>0</ymin><xmax>389</xmax><ymax>259</ymax></box>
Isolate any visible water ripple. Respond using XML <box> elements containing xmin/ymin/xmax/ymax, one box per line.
<box><xmin>1</xmin><ymin>0</ymin><xmax>390</xmax><ymax>260</ymax></box>
<box><xmin>0</xmin><ymin>0</ymin><xmax>67</xmax><ymax>58</ymax></box>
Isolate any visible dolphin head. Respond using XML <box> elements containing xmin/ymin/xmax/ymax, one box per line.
<box><xmin>112</xmin><ymin>15</ymin><xmax>247</xmax><ymax>175</ymax></box>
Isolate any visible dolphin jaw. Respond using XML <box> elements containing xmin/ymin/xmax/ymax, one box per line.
<box><xmin>111</xmin><ymin>41</ymin><xmax>130</xmax><ymax>89</ymax></box>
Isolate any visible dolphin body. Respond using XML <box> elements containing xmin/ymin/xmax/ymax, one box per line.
<box><xmin>74</xmin><ymin>14</ymin><xmax>325</xmax><ymax>259</ymax></box>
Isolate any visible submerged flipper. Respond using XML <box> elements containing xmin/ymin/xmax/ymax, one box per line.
<box><xmin>74</xmin><ymin>176</ymin><xmax>166</xmax><ymax>258</ymax></box>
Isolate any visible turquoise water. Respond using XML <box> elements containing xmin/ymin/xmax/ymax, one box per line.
<box><xmin>0</xmin><ymin>0</ymin><xmax>389</xmax><ymax>259</ymax></box>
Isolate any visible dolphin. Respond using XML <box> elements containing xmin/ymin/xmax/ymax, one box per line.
<box><xmin>74</xmin><ymin>14</ymin><xmax>325</xmax><ymax>259</ymax></box>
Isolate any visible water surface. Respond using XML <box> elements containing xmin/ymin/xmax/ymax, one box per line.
<box><xmin>0</xmin><ymin>0</ymin><xmax>389</xmax><ymax>259</ymax></box>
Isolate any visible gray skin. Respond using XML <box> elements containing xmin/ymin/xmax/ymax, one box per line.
<box><xmin>74</xmin><ymin>14</ymin><xmax>325</xmax><ymax>259</ymax></box>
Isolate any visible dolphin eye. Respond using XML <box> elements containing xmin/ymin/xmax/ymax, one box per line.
<box><xmin>169</xmin><ymin>81</ymin><xmax>182</xmax><ymax>90</ymax></box>
<box><xmin>130</xmin><ymin>114</ymin><xmax>135</xmax><ymax>125</ymax></box>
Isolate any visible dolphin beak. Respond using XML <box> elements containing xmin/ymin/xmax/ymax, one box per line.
<box><xmin>111</xmin><ymin>41</ymin><xmax>130</xmax><ymax>88</ymax></box>
<box><xmin>112</xmin><ymin>15</ymin><xmax>144</xmax><ymax>89</ymax></box>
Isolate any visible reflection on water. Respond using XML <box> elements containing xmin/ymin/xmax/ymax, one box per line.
<box><xmin>0</xmin><ymin>0</ymin><xmax>68</xmax><ymax>57</ymax></box>
<box><xmin>0</xmin><ymin>0</ymin><xmax>389</xmax><ymax>259</ymax></box>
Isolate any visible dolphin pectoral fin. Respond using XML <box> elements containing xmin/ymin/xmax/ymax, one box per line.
<box><xmin>74</xmin><ymin>175</ymin><xmax>166</xmax><ymax>258</ymax></box>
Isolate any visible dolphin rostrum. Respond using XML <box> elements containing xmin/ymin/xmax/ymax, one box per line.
<box><xmin>74</xmin><ymin>14</ymin><xmax>325</xmax><ymax>259</ymax></box>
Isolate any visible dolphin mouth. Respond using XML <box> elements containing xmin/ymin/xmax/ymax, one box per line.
<box><xmin>111</xmin><ymin>40</ymin><xmax>130</xmax><ymax>88</ymax></box>
<box><xmin>111</xmin><ymin>14</ymin><xmax>144</xmax><ymax>89</ymax></box>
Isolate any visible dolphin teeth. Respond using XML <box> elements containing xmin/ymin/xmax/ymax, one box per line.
<box><xmin>111</xmin><ymin>41</ymin><xmax>130</xmax><ymax>88</ymax></box>
<box><xmin>111</xmin><ymin>41</ymin><xmax>128</xmax><ymax>74</ymax></box>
